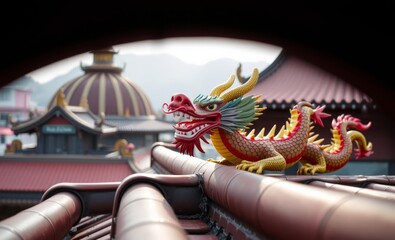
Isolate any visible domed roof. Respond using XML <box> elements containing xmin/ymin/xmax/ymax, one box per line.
<box><xmin>47</xmin><ymin>48</ymin><xmax>154</xmax><ymax>117</ymax></box>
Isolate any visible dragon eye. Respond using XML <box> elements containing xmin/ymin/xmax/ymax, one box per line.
<box><xmin>206</xmin><ymin>104</ymin><xmax>217</xmax><ymax>111</ymax></box>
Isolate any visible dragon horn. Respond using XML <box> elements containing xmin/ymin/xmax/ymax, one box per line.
<box><xmin>219</xmin><ymin>68</ymin><xmax>259</xmax><ymax>102</ymax></box>
<box><xmin>209</xmin><ymin>74</ymin><xmax>235</xmax><ymax>96</ymax></box>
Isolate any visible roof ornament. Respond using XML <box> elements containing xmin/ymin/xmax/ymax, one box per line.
<box><xmin>124</xmin><ymin>108</ymin><xmax>130</xmax><ymax>118</ymax></box>
<box><xmin>4</xmin><ymin>139</ymin><xmax>22</xmax><ymax>154</ymax></box>
<box><xmin>56</xmin><ymin>88</ymin><xmax>68</xmax><ymax>107</ymax></box>
<box><xmin>7</xmin><ymin>113</ymin><xmax>17</xmax><ymax>127</ymax></box>
<box><xmin>114</xmin><ymin>139</ymin><xmax>134</xmax><ymax>157</ymax></box>
<box><xmin>80</xmin><ymin>96</ymin><xmax>90</xmax><ymax>110</ymax></box>
<box><xmin>95</xmin><ymin>112</ymin><xmax>105</xmax><ymax>128</ymax></box>
<box><xmin>236</xmin><ymin>63</ymin><xmax>246</xmax><ymax>84</ymax></box>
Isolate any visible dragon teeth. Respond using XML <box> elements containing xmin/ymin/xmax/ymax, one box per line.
<box><xmin>173</xmin><ymin>111</ymin><xmax>194</xmax><ymax>122</ymax></box>
<box><xmin>175</xmin><ymin>124</ymin><xmax>210</xmax><ymax>138</ymax></box>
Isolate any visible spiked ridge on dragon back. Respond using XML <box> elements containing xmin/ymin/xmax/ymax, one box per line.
<box><xmin>162</xmin><ymin>68</ymin><xmax>373</xmax><ymax>175</ymax></box>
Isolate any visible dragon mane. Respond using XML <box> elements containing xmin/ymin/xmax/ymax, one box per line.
<box><xmin>193</xmin><ymin>94</ymin><xmax>261</xmax><ymax>133</ymax></box>
<box><xmin>218</xmin><ymin>96</ymin><xmax>260</xmax><ymax>132</ymax></box>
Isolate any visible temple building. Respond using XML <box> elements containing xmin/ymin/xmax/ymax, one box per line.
<box><xmin>8</xmin><ymin>48</ymin><xmax>174</xmax><ymax>155</ymax></box>
<box><xmin>0</xmin><ymin>47</ymin><xmax>173</xmax><ymax>219</ymax></box>
<box><xmin>10</xmin><ymin>90</ymin><xmax>118</xmax><ymax>154</ymax></box>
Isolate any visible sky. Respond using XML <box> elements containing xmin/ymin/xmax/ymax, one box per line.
<box><xmin>27</xmin><ymin>37</ymin><xmax>282</xmax><ymax>84</ymax></box>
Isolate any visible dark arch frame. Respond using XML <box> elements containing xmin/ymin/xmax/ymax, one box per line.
<box><xmin>1</xmin><ymin>2</ymin><xmax>393</xmax><ymax>119</ymax></box>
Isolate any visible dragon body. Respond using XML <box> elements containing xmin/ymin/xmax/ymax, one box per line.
<box><xmin>162</xmin><ymin>68</ymin><xmax>373</xmax><ymax>175</ymax></box>
<box><xmin>298</xmin><ymin>114</ymin><xmax>373</xmax><ymax>174</ymax></box>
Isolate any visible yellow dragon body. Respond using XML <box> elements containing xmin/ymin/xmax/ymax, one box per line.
<box><xmin>162</xmin><ymin>68</ymin><xmax>373</xmax><ymax>175</ymax></box>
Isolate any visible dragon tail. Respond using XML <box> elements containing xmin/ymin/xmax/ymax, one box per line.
<box><xmin>348</xmin><ymin>130</ymin><xmax>374</xmax><ymax>159</ymax></box>
<box><xmin>319</xmin><ymin>114</ymin><xmax>373</xmax><ymax>171</ymax></box>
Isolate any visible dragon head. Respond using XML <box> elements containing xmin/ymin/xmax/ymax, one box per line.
<box><xmin>162</xmin><ymin>68</ymin><xmax>262</xmax><ymax>156</ymax></box>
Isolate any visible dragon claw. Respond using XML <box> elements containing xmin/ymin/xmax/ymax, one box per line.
<box><xmin>207</xmin><ymin>158</ymin><xmax>220</xmax><ymax>163</ymax></box>
<box><xmin>236</xmin><ymin>159</ymin><xmax>284</xmax><ymax>174</ymax></box>
<box><xmin>236</xmin><ymin>160</ymin><xmax>262</xmax><ymax>173</ymax></box>
<box><xmin>208</xmin><ymin>158</ymin><xmax>235</xmax><ymax>166</ymax></box>
<box><xmin>297</xmin><ymin>164</ymin><xmax>325</xmax><ymax>175</ymax></box>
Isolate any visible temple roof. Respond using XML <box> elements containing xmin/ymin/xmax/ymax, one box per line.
<box><xmin>239</xmin><ymin>50</ymin><xmax>373</xmax><ymax>111</ymax></box>
<box><xmin>0</xmin><ymin>161</ymin><xmax>132</xmax><ymax>192</ymax></box>
<box><xmin>106</xmin><ymin>116</ymin><xmax>174</xmax><ymax>133</ymax></box>
<box><xmin>47</xmin><ymin>48</ymin><xmax>155</xmax><ymax>117</ymax></box>
<box><xmin>12</xmin><ymin>92</ymin><xmax>117</xmax><ymax>135</ymax></box>
<box><xmin>0</xmin><ymin>148</ymin><xmax>150</xmax><ymax>194</ymax></box>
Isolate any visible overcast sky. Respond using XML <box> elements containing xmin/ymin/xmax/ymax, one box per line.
<box><xmin>27</xmin><ymin>37</ymin><xmax>282</xmax><ymax>84</ymax></box>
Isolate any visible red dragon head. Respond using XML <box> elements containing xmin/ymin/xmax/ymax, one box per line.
<box><xmin>162</xmin><ymin>68</ymin><xmax>260</xmax><ymax>156</ymax></box>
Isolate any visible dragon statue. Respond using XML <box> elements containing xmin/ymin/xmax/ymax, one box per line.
<box><xmin>162</xmin><ymin>68</ymin><xmax>373</xmax><ymax>175</ymax></box>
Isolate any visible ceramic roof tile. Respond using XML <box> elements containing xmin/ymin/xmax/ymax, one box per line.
<box><xmin>0</xmin><ymin>161</ymin><xmax>133</xmax><ymax>192</ymax></box>
<box><xmin>2</xmin><ymin>146</ymin><xmax>395</xmax><ymax>239</ymax></box>
<box><xmin>248</xmin><ymin>54</ymin><xmax>373</xmax><ymax>105</ymax></box>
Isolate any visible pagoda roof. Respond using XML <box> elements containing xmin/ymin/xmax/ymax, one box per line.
<box><xmin>106</xmin><ymin>116</ymin><xmax>174</xmax><ymax>133</ymax></box>
<box><xmin>240</xmin><ymin>50</ymin><xmax>374</xmax><ymax>111</ymax></box>
<box><xmin>12</xmin><ymin>104</ymin><xmax>117</xmax><ymax>135</ymax></box>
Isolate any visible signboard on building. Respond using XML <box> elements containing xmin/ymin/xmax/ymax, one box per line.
<box><xmin>43</xmin><ymin>125</ymin><xmax>76</xmax><ymax>134</ymax></box>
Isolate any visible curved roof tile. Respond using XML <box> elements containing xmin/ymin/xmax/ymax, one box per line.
<box><xmin>246</xmin><ymin>51</ymin><xmax>373</xmax><ymax>108</ymax></box>
<box><xmin>0</xmin><ymin>161</ymin><xmax>132</xmax><ymax>192</ymax></box>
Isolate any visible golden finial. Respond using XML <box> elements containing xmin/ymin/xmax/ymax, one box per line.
<box><xmin>124</xmin><ymin>108</ymin><xmax>130</xmax><ymax>118</ymax></box>
<box><xmin>56</xmin><ymin>88</ymin><xmax>67</xmax><ymax>107</ymax></box>
<box><xmin>80</xmin><ymin>96</ymin><xmax>89</xmax><ymax>110</ymax></box>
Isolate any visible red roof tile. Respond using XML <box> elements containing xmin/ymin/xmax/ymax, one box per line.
<box><xmin>0</xmin><ymin>161</ymin><xmax>133</xmax><ymax>192</ymax></box>
<box><xmin>249</xmin><ymin>54</ymin><xmax>373</xmax><ymax>105</ymax></box>
<box><xmin>2</xmin><ymin>145</ymin><xmax>395</xmax><ymax>239</ymax></box>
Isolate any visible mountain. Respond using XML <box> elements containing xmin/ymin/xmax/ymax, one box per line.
<box><xmin>7</xmin><ymin>53</ymin><xmax>269</xmax><ymax>113</ymax></box>
<box><xmin>6</xmin><ymin>67</ymin><xmax>83</xmax><ymax>108</ymax></box>
<box><xmin>37</xmin><ymin>67</ymin><xmax>83</xmax><ymax>106</ymax></box>
<box><xmin>115</xmin><ymin>53</ymin><xmax>269</xmax><ymax>113</ymax></box>
<box><xmin>8</xmin><ymin>75</ymin><xmax>40</xmax><ymax>90</ymax></box>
